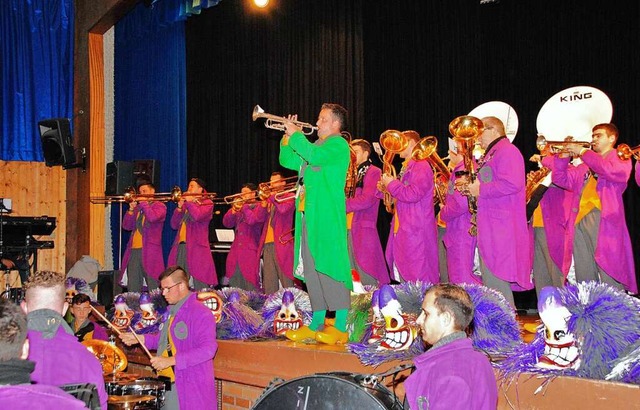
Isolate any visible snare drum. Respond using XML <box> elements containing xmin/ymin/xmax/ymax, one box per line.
<box><xmin>107</xmin><ymin>394</ymin><xmax>156</xmax><ymax>410</ymax></box>
<box><xmin>106</xmin><ymin>377</ymin><xmax>165</xmax><ymax>409</ymax></box>
<box><xmin>252</xmin><ymin>372</ymin><xmax>404</xmax><ymax>410</ymax></box>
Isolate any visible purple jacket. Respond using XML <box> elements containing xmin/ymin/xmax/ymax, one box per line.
<box><xmin>385</xmin><ymin>159</ymin><xmax>439</xmax><ymax>283</ymax></box>
<box><xmin>27</xmin><ymin>311</ymin><xmax>108</xmax><ymax>409</ymax></box>
<box><xmin>168</xmin><ymin>199</ymin><xmax>217</xmax><ymax>285</ymax></box>
<box><xmin>346</xmin><ymin>164</ymin><xmax>389</xmax><ymax>284</ymax></box>
<box><xmin>258</xmin><ymin>195</ymin><xmax>295</xmax><ymax>280</ymax></box>
<box><xmin>476</xmin><ymin>138</ymin><xmax>532</xmax><ymax>291</ymax></box>
<box><xmin>0</xmin><ymin>383</ymin><xmax>87</xmax><ymax>409</ymax></box>
<box><xmin>145</xmin><ymin>292</ymin><xmax>217</xmax><ymax>410</ymax></box>
<box><xmin>553</xmin><ymin>150</ymin><xmax>636</xmax><ymax>292</ymax></box>
<box><xmin>635</xmin><ymin>161</ymin><xmax>640</xmax><ymax>186</ymax></box>
<box><xmin>440</xmin><ymin>162</ymin><xmax>480</xmax><ymax>284</ymax></box>
<box><xmin>223</xmin><ymin>203</ymin><xmax>268</xmax><ymax>289</ymax></box>
<box><xmin>120</xmin><ymin>201</ymin><xmax>167</xmax><ymax>283</ymax></box>
<box><xmin>404</xmin><ymin>337</ymin><xmax>497</xmax><ymax>410</ymax></box>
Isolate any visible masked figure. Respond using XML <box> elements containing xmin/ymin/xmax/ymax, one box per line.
<box><xmin>109</xmin><ymin>294</ymin><xmax>139</xmax><ymax>331</ymax></box>
<box><xmin>65</xmin><ymin>277</ymin><xmax>95</xmax><ymax>304</ymax></box>
<box><xmin>133</xmin><ymin>290</ymin><xmax>168</xmax><ymax>334</ymax></box>
<box><xmin>197</xmin><ymin>288</ymin><xmax>224</xmax><ymax>323</ymax></box>
<box><xmin>259</xmin><ymin>288</ymin><xmax>312</xmax><ymax>337</ymax></box>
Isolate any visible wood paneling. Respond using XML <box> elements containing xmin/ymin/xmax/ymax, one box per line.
<box><xmin>0</xmin><ymin>160</ymin><xmax>66</xmax><ymax>273</ymax></box>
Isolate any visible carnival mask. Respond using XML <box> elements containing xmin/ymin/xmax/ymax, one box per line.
<box><xmin>537</xmin><ymin>287</ymin><xmax>580</xmax><ymax>369</ymax></box>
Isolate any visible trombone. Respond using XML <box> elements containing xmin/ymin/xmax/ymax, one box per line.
<box><xmin>252</xmin><ymin>105</ymin><xmax>318</xmax><ymax>135</ymax></box>
<box><xmin>536</xmin><ymin>135</ymin><xmax>591</xmax><ymax>155</ymax></box>
<box><xmin>170</xmin><ymin>186</ymin><xmax>219</xmax><ymax>203</ymax></box>
<box><xmin>90</xmin><ymin>187</ymin><xmax>176</xmax><ymax>204</ymax></box>
<box><xmin>616</xmin><ymin>143</ymin><xmax>640</xmax><ymax>161</ymax></box>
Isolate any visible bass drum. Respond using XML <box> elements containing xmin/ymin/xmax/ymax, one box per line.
<box><xmin>252</xmin><ymin>372</ymin><xmax>404</xmax><ymax>410</ymax></box>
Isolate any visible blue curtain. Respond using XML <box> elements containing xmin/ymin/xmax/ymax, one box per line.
<box><xmin>0</xmin><ymin>0</ymin><xmax>74</xmax><ymax>161</ymax></box>
<box><xmin>112</xmin><ymin>1</ymin><xmax>188</xmax><ymax>268</ymax></box>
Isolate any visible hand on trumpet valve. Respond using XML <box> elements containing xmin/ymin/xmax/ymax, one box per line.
<box><xmin>119</xmin><ymin>332</ymin><xmax>142</xmax><ymax>347</ymax></box>
<box><xmin>283</xmin><ymin>114</ymin><xmax>301</xmax><ymax>137</ymax></box>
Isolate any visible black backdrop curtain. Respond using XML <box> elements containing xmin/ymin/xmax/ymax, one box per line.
<box><xmin>185</xmin><ymin>0</ymin><xmax>640</xmax><ymax>286</ymax></box>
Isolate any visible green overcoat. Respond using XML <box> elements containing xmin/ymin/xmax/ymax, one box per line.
<box><xmin>279</xmin><ymin>131</ymin><xmax>353</xmax><ymax>290</ymax></box>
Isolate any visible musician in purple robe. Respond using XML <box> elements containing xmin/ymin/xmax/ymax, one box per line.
<box><xmin>347</xmin><ymin>139</ymin><xmax>389</xmax><ymax>286</ymax></box>
<box><xmin>222</xmin><ymin>183</ymin><xmax>268</xmax><ymax>291</ymax></box>
<box><xmin>378</xmin><ymin>131</ymin><xmax>439</xmax><ymax>283</ymax></box>
<box><xmin>635</xmin><ymin>160</ymin><xmax>640</xmax><ymax>187</ymax></box>
<box><xmin>464</xmin><ymin>117</ymin><xmax>533</xmax><ymax>306</ymax></box>
<box><xmin>558</xmin><ymin>123</ymin><xmax>636</xmax><ymax>293</ymax></box>
<box><xmin>120</xmin><ymin>179</ymin><xmax>166</xmax><ymax>291</ymax></box>
<box><xmin>168</xmin><ymin>177</ymin><xmax>217</xmax><ymax>290</ymax></box>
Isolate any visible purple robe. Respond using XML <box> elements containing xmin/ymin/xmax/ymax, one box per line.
<box><xmin>28</xmin><ymin>320</ymin><xmax>108</xmax><ymax>408</ymax></box>
<box><xmin>440</xmin><ymin>162</ymin><xmax>479</xmax><ymax>284</ymax></box>
<box><xmin>168</xmin><ymin>199</ymin><xmax>217</xmax><ymax>285</ymax></box>
<box><xmin>223</xmin><ymin>203</ymin><xmax>268</xmax><ymax>289</ymax></box>
<box><xmin>0</xmin><ymin>383</ymin><xmax>88</xmax><ymax>409</ymax></box>
<box><xmin>404</xmin><ymin>337</ymin><xmax>497</xmax><ymax>410</ymax></box>
<box><xmin>553</xmin><ymin>150</ymin><xmax>636</xmax><ymax>293</ymax></box>
<box><xmin>258</xmin><ymin>194</ymin><xmax>295</xmax><ymax>280</ymax></box>
<box><xmin>385</xmin><ymin>159</ymin><xmax>439</xmax><ymax>283</ymax></box>
<box><xmin>476</xmin><ymin>138</ymin><xmax>532</xmax><ymax>291</ymax></box>
<box><xmin>119</xmin><ymin>201</ymin><xmax>167</xmax><ymax>283</ymax></box>
<box><xmin>145</xmin><ymin>293</ymin><xmax>217</xmax><ymax>410</ymax></box>
<box><xmin>346</xmin><ymin>164</ymin><xmax>389</xmax><ymax>284</ymax></box>
<box><xmin>635</xmin><ymin>161</ymin><xmax>640</xmax><ymax>186</ymax></box>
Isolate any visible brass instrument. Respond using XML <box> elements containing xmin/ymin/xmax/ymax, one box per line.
<box><xmin>378</xmin><ymin>129</ymin><xmax>409</xmax><ymax>213</ymax></box>
<box><xmin>169</xmin><ymin>186</ymin><xmax>219</xmax><ymax>203</ymax></box>
<box><xmin>90</xmin><ymin>187</ymin><xmax>176</xmax><ymax>204</ymax></box>
<box><xmin>345</xmin><ymin>144</ymin><xmax>358</xmax><ymax>198</ymax></box>
<box><xmin>412</xmin><ymin>136</ymin><xmax>451</xmax><ymax>206</ymax></box>
<box><xmin>449</xmin><ymin>115</ymin><xmax>484</xmax><ymax>236</ymax></box>
<box><xmin>616</xmin><ymin>143</ymin><xmax>640</xmax><ymax>161</ymax></box>
<box><xmin>536</xmin><ymin>135</ymin><xmax>591</xmax><ymax>155</ymax></box>
<box><xmin>525</xmin><ymin>167</ymin><xmax>551</xmax><ymax>204</ymax></box>
<box><xmin>252</xmin><ymin>105</ymin><xmax>317</xmax><ymax>135</ymax></box>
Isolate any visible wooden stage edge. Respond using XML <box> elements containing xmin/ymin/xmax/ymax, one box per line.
<box><xmin>209</xmin><ymin>338</ymin><xmax>640</xmax><ymax>409</ymax></box>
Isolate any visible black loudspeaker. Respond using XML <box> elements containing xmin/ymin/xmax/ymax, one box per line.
<box><xmin>105</xmin><ymin>161</ymin><xmax>134</xmax><ymax>196</ymax></box>
<box><xmin>133</xmin><ymin>159</ymin><xmax>160</xmax><ymax>188</ymax></box>
<box><xmin>38</xmin><ymin>118</ymin><xmax>76</xmax><ymax>167</ymax></box>
<box><xmin>97</xmin><ymin>270</ymin><xmax>122</xmax><ymax>310</ymax></box>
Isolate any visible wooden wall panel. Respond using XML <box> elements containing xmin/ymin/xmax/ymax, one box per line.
<box><xmin>0</xmin><ymin>160</ymin><xmax>66</xmax><ymax>273</ymax></box>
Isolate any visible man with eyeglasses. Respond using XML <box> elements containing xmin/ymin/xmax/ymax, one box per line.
<box><xmin>120</xmin><ymin>266</ymin><xmax>217</xmax><ymax>409</ymax></box>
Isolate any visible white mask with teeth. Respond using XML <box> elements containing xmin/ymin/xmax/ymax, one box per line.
<box><xmin>537</xmin><ymin>287</ymin><xmax>580</xmax><ymax>370</ymax></box>
<box><xmin>377</xmin><ymin>285</ymin><xmax>418</xmax><ymax>351</ymax></box>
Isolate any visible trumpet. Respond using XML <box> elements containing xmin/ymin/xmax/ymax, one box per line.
<box><xmin>616</xmin><ymin>143</ymin><xmax>640</xmax><ymax>161</ymax></box>
<box><xmin>377</xmin><ymin>129</ymin><xmax>410</xmax><ymax>213</ymax></box>
<box><xmin>252</xmin><ymin>105</ymin><xmax>317</xmax><ymax>135</ymax></box>
<box><xmin>536</xmin><ymin>135</ymin><xmax>591</xmax><ymax>155</ymax></box>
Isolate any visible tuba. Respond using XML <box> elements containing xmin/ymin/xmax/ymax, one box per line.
<box><xmin>378</xmin><ymin>130</ymin><xmax>409</xmax><ymax>213</ymax></box>
<box><xmin>411</xmin><ymin>136</ymin><xmax>450</xmax><ymax>206</ymax></box>
<box><xmin>449</xmin><ymin>115</ymin><xmax>484</xmax><ymax>236</ymax></box>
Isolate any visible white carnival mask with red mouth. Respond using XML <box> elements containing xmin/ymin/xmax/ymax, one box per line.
<box><xmin>197</xmin><ymin>290</ymin><xmax>223</xmax><ymax>323</ymax></box>
<box><xmin>537</xmin><ymin>287</ymin><xmax>580</xmax><ymax>370</ymax></box>
<box><xmin>113</xmin><ymin>296</ymin><xmax>135</xmax><ymax>330</ymax></box>
<box><xmin>272</xmin><ymin>290</ymin><xmax>303</xmax><ymax>335</ymax></box>
<box><xmin>376</xmin><ymin>285</ymin><xmax>418</xmax><ymax>350</ymax></box>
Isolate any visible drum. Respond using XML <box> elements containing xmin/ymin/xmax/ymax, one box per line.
<box><xmin>106</xmin><ymin>377</ymin><xmax>166</xmax><ymax>409</ymax></box>
<box><xmin>107</xmin><ymin>394</ymin><xmax>157</xmax><ymax>410</ymax></box>
<box><xmin>251</xmin><ymin>372</ymin><xmax>404</xmax><ymax>410</ymax></box>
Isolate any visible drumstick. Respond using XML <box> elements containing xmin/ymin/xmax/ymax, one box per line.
<box><xmin>128</xmin><ymin>326</ymin><xmax>154</xmax><ymax>360</ymax></box>
<box><xmin>89</xmin><ymin>304</ymin><xmax>122</xmax><ymax>336</ymax></box>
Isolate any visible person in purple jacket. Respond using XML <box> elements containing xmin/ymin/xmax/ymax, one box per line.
<box><xmin>0</xmin><ymin>299</ymin><xmax>87</xmax><ymax>409</ymax></box>
<box><xmin>259</xmin><ymin>172</ymin><xmax>297</xmax><ymax>294</ymax></box>
<box><xmin>463</xmin><ymin>117</ymin><xmax>533</xmax><ymax>306</ymax></box>
<box><xmin>635</xmin><ymin>160</ymin><xmax>640</xmax><ymax>187</ymax></box>
<box><xmin>121</xmin><ymin>266</ymin><xmax>218</xmax><ymax>409</ymax></box>
<box><xmin>21</xmin><ymin>270</ymin><xmax>108</xmax><ymax>409</ymax></box>
<box><xmin>168</xmin><ymin>178</ymin><xmax>217</xmax><ymax>290</ymax></box>
<box><xmin>222</xmin><ymin>183</ymin><xmax>268</xmax><ymax>291</ymax></box>
<box><xmin>558</xmin><ymin>123</ymin><xmax>636</xmax><ymax>293</ymax></box>
<box><xmin>347</xmin><ymin>139</ymin><xmax>389</xmax><ymax>286</ymax></box>
<box><xmin>120</xmin><ymin>178</ymin><xmax>167</xmax><ymax>291</ymax></box>
<box><xmin>404</xmin><ymin>283</ymin><xmax>497</xmax><ymax>410</ymax></box>
<box><xmin>378</xmin><ymin>131</ymin><xmax>440</xmax><ymax>284</ymax></box>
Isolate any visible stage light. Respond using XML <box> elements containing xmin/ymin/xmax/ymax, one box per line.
<box><xmin>254</xmin><ymin>0</ymin><xmax>269</xmax><ymax>8</ymax></box>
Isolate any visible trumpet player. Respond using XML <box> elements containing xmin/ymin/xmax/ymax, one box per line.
<box><xmin>222</xmin><ymin>183</ymin><xmax>268</xmax><ymax>291</ymax></box>
<box><xmin>259</xmin><ymin>171</ymin><xmax>297</xmax><ymax>293</ymax></box>
<box><xmin>168</xmin><ymin>178</ymin><xmax>217</xmax><ymax>290</ymax></box>
<box><xmin>459</xmin><ymin>117</ymin><xmax>532</xmax><ymax>307</ymax></box>
<box><xmin>377</xmin><ymin>130</ymin><xmax>439</xmax><ymax>284</ymax></box>
<box><xmin>346</xmin><ymin>139</ymin><xmax>389</xmax><ymax>286</ymax></box>
<box><xmin>555</xmin><ymin>123</ymin><xmax>636</xmax><ymax>293</ymax></box>
<box><xmin>119</xmin><ymin>177</ymin><xmax>166</xmax><ymax>292</ymax></box>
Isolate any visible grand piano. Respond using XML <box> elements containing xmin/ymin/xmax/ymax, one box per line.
<box><xmin>0</xmin><ymin>215</ymin><xmax>57</xmax><ymax>274</ymax></box>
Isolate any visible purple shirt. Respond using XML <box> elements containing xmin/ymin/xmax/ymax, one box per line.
<box><xmin>145</xmin><ymin>293</ymin><xmax>218</xmax><ymax>409</ymax></box>
<box><xmin>120</xmin><ymin>201</ymin><xmax>167</xmax><ymax>283</ymax></box>
<box><xmin>223</xmin><ymin>204</ymin><xmax>268</xmax><ymax>289</ymax></box>
<box><xmin>476</xmin><ymin>138</ymin><xmax>532</xmax><ymax>291</ymax></box>
<box><xmin>0</xmin><ymin>383</ymin><xmax>88</xmax><ymax>409</ymax></box>
<box><xmin>553</xmin><ymin>150</ymin><xmax>636</xmax><ymax>292</ymax></box>
<box><xmin>346</xmin><ymin>164</ymin><xmax>389</xmax><ymax>284</ymax></box>
<box><xmin>169</xmin><ymin>199</ymin><xmax>217</xmax><ymax>285</ymax></box>
<box><xmin>404</xmin><ymin>337</ymin><xmax>497</xmax><ymax>410</ymax></box>
<box><xmin>385</xmin><ymin>159</ymin><xmax>439</xmax><ymax>283</ymax></box>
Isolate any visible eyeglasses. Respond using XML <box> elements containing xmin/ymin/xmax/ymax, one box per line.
<box><xmin>160</xmin><ymin>282</ymin><xmax>181</xmax><ymax>293</ymax></box>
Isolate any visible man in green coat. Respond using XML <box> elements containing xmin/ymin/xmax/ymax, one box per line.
<box><xmin>279</xmin><ymin>103</ymin><xmax>352</xmax><ymax>345</ymax></box>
